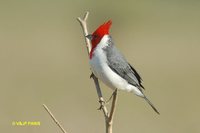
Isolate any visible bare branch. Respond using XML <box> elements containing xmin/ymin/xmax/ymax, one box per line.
<box><xmin>77</xmin><ymin>12</ymin><xmax>91</xmax><ymax>54</ymax></box>
<box><xmin>83</xmin><ymin>11</ymin><xmax>89</xmax><ymax>21</ymax></box>
<box><xmin>43</xmin><ymin>104</ymin><xmax>68</xmax><ymax>133</ymax></box>
<box><xmin>109</xmin><ymin>90</ymin><xmax>118</xmax><ymax>123</ymax></box>
<box><xmin>43</xmin><ymin>11</ymin><xmax>118</xmax><ymax>133</ymax></box>
<box><xmin>77</xmin><ymin>12</ymin><xmax>118</xmax><ymax>133</ymax></box>
<box><xmin>77</xmin><ymin>12</ymin><xmax>108</xmax><ymax>113</ymax></box>
<box><xmin>107</xmin><ymin>90</ymin><xmax>118</xmax><ymax>133</ymax></box>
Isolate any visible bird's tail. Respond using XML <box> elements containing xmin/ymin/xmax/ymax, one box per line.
<box><xmin>143</xmin><ymin>96</ymin><xmax>160</xmax><ymax>114</ymax></box>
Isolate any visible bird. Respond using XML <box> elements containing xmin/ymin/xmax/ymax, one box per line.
<box><xmin>86</xmin><ymin>20</ymin><xmax>159</xmax><ymax>114</ymax></box>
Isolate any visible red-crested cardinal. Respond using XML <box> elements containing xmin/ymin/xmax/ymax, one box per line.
<box><xmin>86</xmin><ymin>20</ymin><xmax>159</xmax><ymax>114</ymax></box>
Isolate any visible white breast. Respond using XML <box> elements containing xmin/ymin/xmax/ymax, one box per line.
<box><xmin>89</xmin><ymin>35</ymin><xmax>132</xmax><ymax>92</ymax></box>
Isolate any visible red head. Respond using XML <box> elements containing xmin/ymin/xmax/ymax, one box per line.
<box><xmin>89</xmin><ymin>20</ymin><xmax>112</xmax><ymax>59</ymax></box>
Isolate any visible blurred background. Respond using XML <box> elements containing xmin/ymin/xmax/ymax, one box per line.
<box><xmin>0</xmin><ymin>0</ymin><xmax>200</xmax><ymax>133</ymax></box>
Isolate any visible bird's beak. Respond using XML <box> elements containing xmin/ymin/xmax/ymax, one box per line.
<box><xmin>85</xmin><ymin>34</ymin><xmax>93</xmax><ymax>40</ymax></box>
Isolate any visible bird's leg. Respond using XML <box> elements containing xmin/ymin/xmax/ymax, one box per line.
<box><xmin>106</xmin><ymin>89</ymin><xmax>117</xmax><ymax>104</ymax></box>
<box><xmin>97</xmin><ymin>91</ymin><xmax>117</xmax><ymax>110</ymax></box>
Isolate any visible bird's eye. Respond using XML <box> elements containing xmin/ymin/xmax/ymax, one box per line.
<box><xmin>93</xmin><ymin>35</ymin><xmax>98</xmax><ymax>39</ymax></box>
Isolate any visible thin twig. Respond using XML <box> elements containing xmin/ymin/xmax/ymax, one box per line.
<box><xmin>43</xmin><ymin>104</ymin><xmax>67</xmax><ymax>133</ymax></box>
<box><xmin>77</xmin><ymin>12</ymin><xmax>109</xmax><ymax>117</ymax></box>
<box><xmin>77</xmin><ymin>11</ymin><xmax>91</xmax><ymax>54</ymax></box>
<box><xmin>107</xmin><ymin>90</ymin><xmax>118</xmax><ymax>133</ymax></box>
<box><xmin>77</xmin><ymin>12</ymin><xmax>118</xmax><ymax>133</ymax></box>
<box><xmin>109</xmin><ymin>90</ymin><xmax>118</xmax><ymax>123</ymax></box>
<box><xmin>91</xmin><ymin>73</ymin><xmax>108</xmax><ymax>118</ymax></box>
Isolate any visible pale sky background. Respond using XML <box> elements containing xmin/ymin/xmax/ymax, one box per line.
<box><xmin>0</xmin><ymin>0</ymin><xmax>200</xmax><ymax>133</ymax></box>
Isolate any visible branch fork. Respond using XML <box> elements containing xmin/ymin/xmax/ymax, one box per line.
<box><xmin>77</xmin><ymin>12</ymin><xmax>118</xmax><ymax>133</ymax></box>
<box><xmin>43</xmin><ymin>12</ymin><xmax>118</xmax><ymax>133</ymax></box>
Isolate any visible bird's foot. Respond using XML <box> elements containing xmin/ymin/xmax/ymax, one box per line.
<box><xmin>97</xmin><ymin>98</ymin><xmax>106</xmax><ymax>110</ymax></box>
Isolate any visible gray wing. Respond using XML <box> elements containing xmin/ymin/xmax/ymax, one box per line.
<box><xmin>103</xmin><ymin>37</ymin><xmax>144</xmax><ymax>91</ymax></box>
